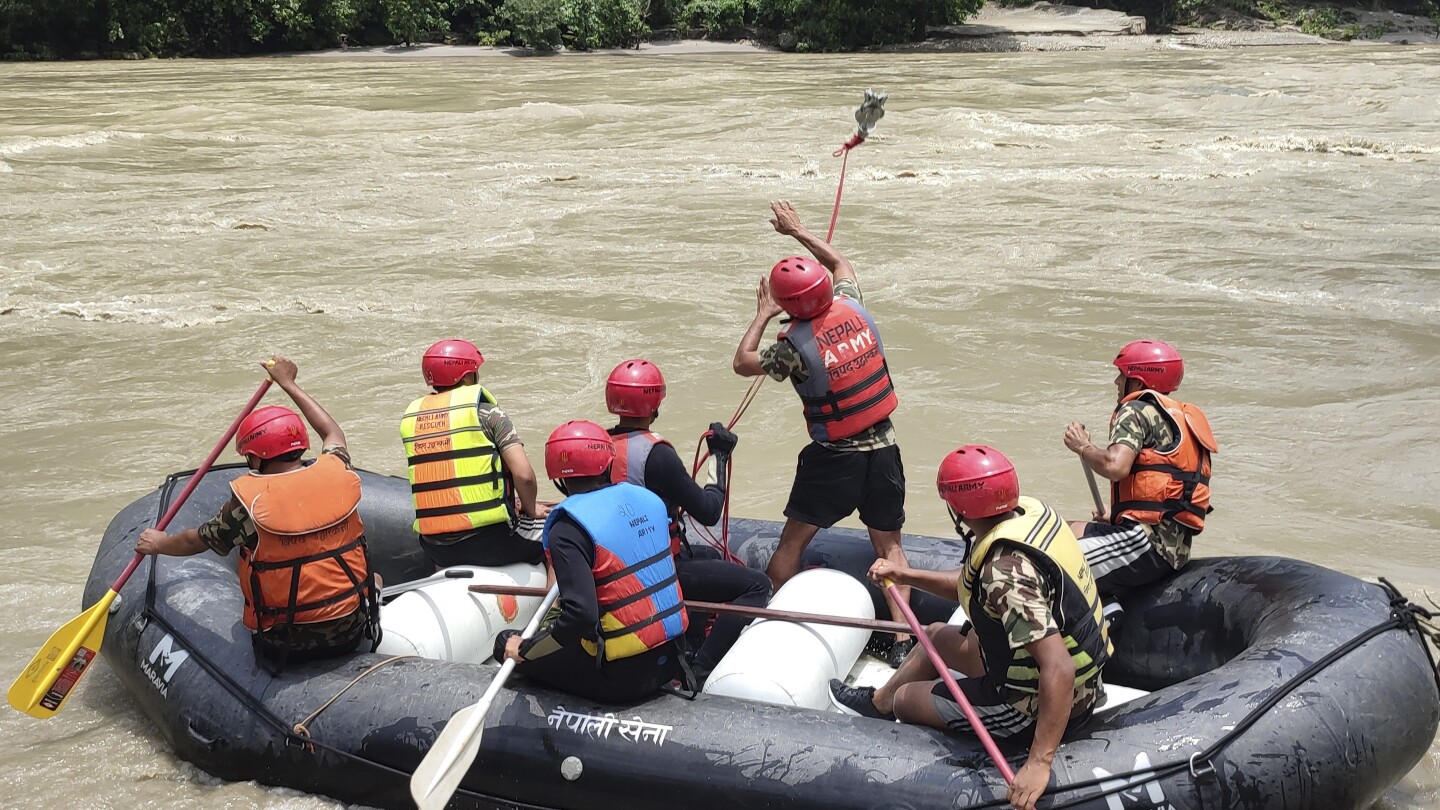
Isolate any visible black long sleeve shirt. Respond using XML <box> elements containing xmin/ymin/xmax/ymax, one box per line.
<box><xmin>608</xmin><ymin>427</ymin><xmax>725</xmax><ymax>526</ymax></box>
<box><xmin>518</xmin><ymin>512</ymin><xmax>597</xmax><ymax>660</ymax></box>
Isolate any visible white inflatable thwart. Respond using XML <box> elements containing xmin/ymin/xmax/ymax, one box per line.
<box><xmin>376</xmin><ymin>564</ymin><xmax>548</xmax><ymax>663</ymax></box>
<box><xmin>702</xmin><ymin>568</ymin><xmax>874</xmax><ymax>709</ymax></box>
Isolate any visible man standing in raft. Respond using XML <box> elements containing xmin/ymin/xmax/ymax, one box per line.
<box><xmin>495</xmin><ymin>421</ymin><xmax>689</xmax><ymax>702</ymax></box>
<box><xmin>604</xmin><ymin>359</ymin><xmax>771</xmax><ymax>684</ymax></box>
<box><xmin>135</xmin><ymin>356</ymin><xmax>378</xmax><ymax>667</ymax></box>
<box><xmin>731</xmin><ymin>200</ymin><xmax>912</xmax><ymax>664</ymax></box>
<box><xmin>400</xmin><ymin>339</ymin><xmax>549</xmax><ymax>571</ymax></box>
<box><xmin>1063</xmin><ymin>340</ymin><xmax>1217</xmax><ymax>600</ymax></box>
<box><xmin>830</xmin><ymin>446</ymin><xmax>1111</xmax><ymax>810</ymax></box>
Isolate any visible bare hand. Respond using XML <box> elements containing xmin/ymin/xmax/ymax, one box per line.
<box><xmin>135</xmin><ymin>528</ymin><xmax>168</xmax><ymax>556</ymax></box>
<box><xmin>1063</xmin><ymin>421</ymin><xmax>1092</xmax><ymax>455</ymax></box>
<box><xmin>503</xmin><ymin>635</ymin><xmax>525</xmax><ymax>663</ymax></box>
<box><xmin>1007</xmin><ymin>759</ymin><xmax>1051</xmax><ymax>810</ymax></box>
<box><xmin>768</xmin><ymin>200</ymin><xmax>805</xmax><ymax>237</ymax></box>
<box><xmin>756</xmin><ymin>275</ymin><xmax>784</xmax><ymax>321</ymax></box>
<box><xmin>867</xmin><ymin>558</ymin><xmax>905</xmax><ymax>585</ymax></box>
<box><xmin>262</xmin><ymin>355</ymin><xmax>298</xmax><ymax>386</ymax></box>
<box><xmin>528</xmin><ymin>502</ymin><xmax>552</xmax><ymax>520</ymax></box>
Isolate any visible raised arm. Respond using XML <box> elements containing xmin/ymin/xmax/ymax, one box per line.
<box><xmin>769</xmin><ymin>200</ymin><xmax>857</xmax><ymax>287</ymax></box>
<box><xmin>264</xmin><ymin>356</ymin><xmax>346</xmax><ymax>449</ymax></box>
<box><xmin>733</xmin><ymin>276</ymin><xmax>783</xmax><ymax>378</ymax></box>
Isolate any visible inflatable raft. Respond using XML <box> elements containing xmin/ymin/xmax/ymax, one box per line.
<box><xmin>86</xmin><ymin>466</ymin><xmax>1440</xmax><ymax>810</ymax></box>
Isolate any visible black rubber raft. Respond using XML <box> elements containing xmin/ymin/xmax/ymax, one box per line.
<box><xmin>87</xmin><ymin>466</ymin><xmax>1440</xmax><ymax>810</ymax></box>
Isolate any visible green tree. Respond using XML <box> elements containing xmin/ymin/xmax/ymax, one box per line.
<box><xmin>680</xmin><ymin>0</ymin><xmax>755</xmax><ymax>34</ymax></box>
<box><xmin>758</xmin><ymin>0</ymin><xmax>978</xmax><ymax>50</ymax></box>
<box><xmin>379</xmin><ymin>0</ymin><xmax>448</xmax><ymax>43</ymax></box>
<box><xmin>564</xmin><ymin>0</ymin><xmax>646</xmax><ymax>47</ymax></box>
<box><xmin>501</xmin><ymin>0</ymin><xmax>563</xmax><ymax>48</ymax></box>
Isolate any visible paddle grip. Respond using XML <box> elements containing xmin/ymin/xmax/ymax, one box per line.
<box><xmin>884</xmin><ymin>579</ymin><xmax>1016</xmax><ymax>784</ymax></box>
<box><xmin>110</xmin><ymin>379</ymin><xmax>274</xmax><ymax>594</ymax></box>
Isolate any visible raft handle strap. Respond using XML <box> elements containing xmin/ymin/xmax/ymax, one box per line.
<box><xmin>139</xmin><ymin>470</ymin><xmax>190</xmax><ymax>632</ymax></box>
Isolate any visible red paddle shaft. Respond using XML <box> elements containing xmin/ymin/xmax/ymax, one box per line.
<box><xmin>885</xmin><ymin>580</ymin><xmax>1016</xmax><ymax>784</ymax></box>
<box><xmin>109</xmin><ymin>379</ymin><xmax>273</xmax><ymax>593</ymax></box>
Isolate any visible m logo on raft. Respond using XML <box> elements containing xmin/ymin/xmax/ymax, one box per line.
<box><xmin>141</xmin><ymin>633</ymin><xmax>190</xmax><ymax>698</ymax></box>
<box><xmin>1092</xmin><ymin>753</ymin><xmax>1175</xmax><ymax>810</ymax></box>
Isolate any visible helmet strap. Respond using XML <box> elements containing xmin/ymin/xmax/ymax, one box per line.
<box><xmin>947</xmin><ymin>506</ymin><xmax>976</xmax><ymax>544</ymax></box>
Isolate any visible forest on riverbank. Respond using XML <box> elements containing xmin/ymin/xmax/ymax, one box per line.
<box><xmin>1</xmin><ymin>0</ymin><xmax>1435</xmax><ymax>58</ymax></box>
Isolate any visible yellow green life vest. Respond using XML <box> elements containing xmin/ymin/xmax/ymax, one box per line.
<box><xmin>958</xmin><ymin>496</ymin><xmax>1111</xmax><ymax>694</ymax></box>
<box><xmin>399</xmin><ymin>384</ymin><xmax>510</xmax><ymax>536</ymax></box>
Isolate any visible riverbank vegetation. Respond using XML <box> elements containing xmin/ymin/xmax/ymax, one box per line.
<box><xmin>0</xmin><ymin>0</ymin><xmax>981</xmax><ymax>57</ymax></box>
<box><xmin>1029</xmin><ymin>0</ymin><xmax>1438</xmax><ymax>33</ymax></box>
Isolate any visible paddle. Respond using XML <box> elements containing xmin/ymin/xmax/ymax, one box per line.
<box><xmin>883</xmin><ymin>577</ymin><xmax>1016</xmax><ymax>784</ymax></box>
<box><xmin>410</xmin><ymin>583</ymin><xmax>561</xmax><ymax>810</ymax></box>
<box><xmin>466</xmin><ymin>582</ymin><xmax>911</xmax><ymax>636</ymax></box>
<box><xmin>8</xmin><ymin>378</ymin><xmax>273</xmax><ymax>719</ymax></box>
<box><xmin>379</xmin><ymin>567</ymin><xmax>479</xmax><ymax>601</ymax></box>
<box><xmin>1083</xmin><ymin>461</ymin><xmax>1106</xmax><ymax>516</ymax></box>
<box><xmin>1078</xmin><ymin>423</ymin><xmax>1108</xmax><ymax>518</ymax></box>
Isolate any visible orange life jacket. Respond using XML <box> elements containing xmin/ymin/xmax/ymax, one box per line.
<box><xmin>609</xmin><ymin>429</ymin><xmax>685</xmax><ymax>555</ymax></box>
<box><xmin>778</xmin><ymin>297</ymin><xmax>898</xmax><ymax>442</ymax></box>
<box><xmin>1111</xmin><ymin>390</ymin><xmax>1218</xmax><ymax>533</ymax></box>
<box><xmin>231</xmin><ymin>454</ymin><xmax>372</xmax><ymax>633</ymax></box>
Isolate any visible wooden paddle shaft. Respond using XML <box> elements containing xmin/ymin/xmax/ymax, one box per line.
<box><xmin>466</xmin><ymin>583</ymin><xmax>910</xmax><ymax>635</ymax></box>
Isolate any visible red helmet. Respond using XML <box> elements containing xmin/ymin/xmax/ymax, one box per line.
<box><xmin>235</xmin><ymin>406</ymin><xmax>309</xmax><ymax>460</ymax></box>
<box><xmin>769</xmin><ymin>256</ymin><xmax>833</xmax><ymax>320</ymax></box>
<box><xmin>936</xmin><ymin>445</ymin><xmax>1020</xmax><ymax>520</ymax></box>
<box><xmin>1113</xmin><ymin>340</ymin><xmax>1184</xmax><ymax>393</ymax></box>
<box><xmin>422</xmin><ymin>339</ymin><xmax>484</xmax><ymax>388</ymax></box>
<box><xmin>545</xmin><ymin>420</ymin><xmax>616</xmax><ymax>480</ymax></box>
<box><xmin>606</xmin><ymin>359</ymin><xmax>666</xmax><ymax>418</ymax></box>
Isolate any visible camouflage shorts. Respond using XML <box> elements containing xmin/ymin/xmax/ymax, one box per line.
<box><xmin>254</xmin><ymin>610</ymin><xmax>368</xmax><ymax>660</ymax></box>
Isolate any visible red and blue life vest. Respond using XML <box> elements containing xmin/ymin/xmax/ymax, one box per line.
<box><xmin>609</xmin><ymin>430</ymin><xmax>685</xmax><ymax>555</ymax></box>
<box><xmin>778</xmin><ymin>297</ymin><xmax>898</xmax><ymax>442</ymax></box>
<box><xmin>544</xmin><ymin>482</ymin><xmax>687</xmax><ymax>661</ymax></box>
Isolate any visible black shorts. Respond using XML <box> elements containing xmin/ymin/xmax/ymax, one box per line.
<box><xmin>420</xmin><ymin>523</ymin><xmax>544</xmax><ymax>569</ymax></box>
<box><xmin>516</xmin><ymin>640</ymin><xmax>681</xmax><ymax>704</ymax></box>
<box><xmin>784</xmin><ymin>442</ymin><xmax>905</xmax><ymax>531</ymax></box>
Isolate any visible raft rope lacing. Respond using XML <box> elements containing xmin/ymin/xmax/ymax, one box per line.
<box><xmin>292</xmin><ymin>654</ymin><xmax>419</xmax><ymax>748</ymax></box>
<box><xmin>953</xmin><ymin>577</ymin><xmax>1440</xmax><ymax>810</ymax></box>
<box><xmin>138</xmin><ymin>467</ymin><xmax>1440</xmax><ymax>808</ymax></box>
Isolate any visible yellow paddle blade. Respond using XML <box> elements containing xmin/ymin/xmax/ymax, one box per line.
<box><xmin>7</xmin><ymin>590</ymin><xmax>116</xmax><ymax>719</ymax></box>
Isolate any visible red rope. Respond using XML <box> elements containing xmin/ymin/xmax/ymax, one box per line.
<box><xmin>824</xmin><ymin>145</ymin><xmax>852</xmax><ymax>245</ymax></box>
